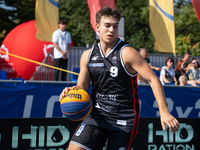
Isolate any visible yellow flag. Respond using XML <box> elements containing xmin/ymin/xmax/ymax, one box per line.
<box><xmin>35</xmin><ymin>0</ymin><xmax>59</xmax><ymax>41</ymax></box>
<box><xmin>149</xmin><ymin>0</ymin><xmax>175</xmax><ymax>54</ymax></box>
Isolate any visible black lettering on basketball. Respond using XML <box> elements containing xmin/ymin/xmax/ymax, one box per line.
<box><xmin>76</xmin><ymin>94</ymin><xmax>82</xmax><ymax>99</ymax></box>
<box><xmin>64</xmin><ymin>93</ymin><xmax>82</xmax><ymax>100</ymax></box>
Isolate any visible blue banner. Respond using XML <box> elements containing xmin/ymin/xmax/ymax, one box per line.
<box><xmin>0</xmin><ymin>81</ymin><xmax>200</xmax><ymax>118</ymax></box>
<box><xmin>138</xmin><ymin>85</ymin><xmax>200</xmax><ymax>118</ymax></box>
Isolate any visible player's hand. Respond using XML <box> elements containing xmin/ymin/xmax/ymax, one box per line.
<box><xmin>59</xmin><ymin>86</ymin><xmax>76</xmax><ymax>102</ymax></box>
<box><xmin>160</xmin><ymin>112</ymin><xmax>180</xmax><ymax>133</ymax></box>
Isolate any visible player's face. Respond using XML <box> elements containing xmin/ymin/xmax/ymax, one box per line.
<box><xmin>96</xmin><ymin>16</ymin><xmax>119</xmax><ymax>44</ymax></box>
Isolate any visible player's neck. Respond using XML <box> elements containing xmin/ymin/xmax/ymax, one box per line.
<box><xmin>100</xmin><ymin>38</ymin><xmax>119</xmax><ymax>56</ymax></box>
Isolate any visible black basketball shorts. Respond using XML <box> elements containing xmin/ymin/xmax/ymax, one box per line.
<box><xmin>70</xmin><ymin>123</ymin><xmax>135</xmax><ymax>150</ymax></box>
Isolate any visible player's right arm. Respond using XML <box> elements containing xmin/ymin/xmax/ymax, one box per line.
<box><xmin>59</xmin><ymin>49</ymin><xmax>91</xmax><ymax>101</ymax></box>
<box><xmin>76</xmin><ymin>50</ymin><xmax>91</xmax><ymax>91</ymax></box>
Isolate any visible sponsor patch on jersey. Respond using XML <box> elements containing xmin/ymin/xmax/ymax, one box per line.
<box><xmin>88</xmin><ymin>63</ymin><xmax>104</xmax><ymax>67</ymax></box>
<box><xmin>112</xmin><ymin>56</ymin><xmax>117</xmax><ymax>63</ymax></box>
<box><xmin>75</xmin><ymin>123</ymin><xmax>85</xmax><ymax>136</ymax></box>
<box><xmin>117</xmin><ymin>120</ymin><xmax>127</xmax><ymax>126</ymax></box>
<box><xmin>91</xmin><ymin>56</ymin><xmax>98</xmax><ymax>61</ymax></box>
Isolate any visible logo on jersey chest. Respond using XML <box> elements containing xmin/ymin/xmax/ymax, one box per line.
<box><xmin>88</xmin><ymin>63</ymin><xmax>104</xmax><ymax>67</ymax></box>
<box><xmin>91</xmin><ymin>56</ymin><xmax>98</xmax><ymax>61</ymax></box>
<box><xmin>112</xmin><ymin>56</ymin><xmax>117</xmax><ymax>63</ymax></box>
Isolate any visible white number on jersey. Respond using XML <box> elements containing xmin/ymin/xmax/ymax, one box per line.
<box><xmin>110</xmin><ymin>66</ymin><xmax>118</xmax><ymax>77</ymax></box>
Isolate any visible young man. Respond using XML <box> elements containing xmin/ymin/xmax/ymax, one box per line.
<box><xmin>138</xmin><ymin>47</ymin><xmax>161</xmax><ymax>84</ymax></box>
<box><xmin>139</xmin><ymin>47</ymin><xmax>161</xmax><ymax>72</ymax></box>
<box><xmin>52</xmin><ymin>19</ymin><xmax>72</xmax><ymax>81</ymax></box>
<box><xmin>60</xmin><ymin>7</ymin><xmax>179</xmax><ymax>150</ymax></box>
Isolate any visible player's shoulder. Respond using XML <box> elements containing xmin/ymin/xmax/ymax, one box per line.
<box><xmin>122</xmin><ymin>46</ymin><xmax>139</xmax><ymax>56</ymax></box>
<box><xmin>81</xmin><ymin>48</ymin><xmax>92</xmax><ymax>59</ymax></box>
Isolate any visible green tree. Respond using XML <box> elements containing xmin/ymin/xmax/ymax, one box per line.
<box><xmin>174</xmin><ymin>2</ymin><xmax>200</xmax><ymax>56</ymax></box>
<box><xmin>115</xmin><ymin>0</ymin><xmax>155</xmax><ymax>52</ymax></box>
<box><xmin>0</xmin><ymin>0</ymin><xmax>35</xmax><ymax>45</ymax></box>
<box><xmin>59</xmin><ymin>0</ymin><xmax>93</xmax><ymax>47</ymax></box>
<box><xmin>1</xmin><ymin>0</ymin><xmax>200</xmax><ymax>56</ymax></box>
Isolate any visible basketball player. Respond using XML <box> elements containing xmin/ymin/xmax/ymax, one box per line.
<box><xmin>60</xmin><ymin>7</ymin><xmax>179</xmax><ymax>150</ymax></box>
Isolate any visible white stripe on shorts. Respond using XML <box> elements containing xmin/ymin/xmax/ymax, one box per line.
<box><xmin>70</xmin><ymin>141</ymin><xmax>91</xmax><ymax>150</ymax></box>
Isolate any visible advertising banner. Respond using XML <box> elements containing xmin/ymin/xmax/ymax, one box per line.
<box><xmin>134</xmin><ymin>118</ymin><xmax>200</xmax><ymax>150</ymax></box>
<box><xmin>0</xmin><ymin>81</ymin><xmax>200</xmax><ymax>118</ymax></box>
<box><xmin>0</xmin><ymin>118</ymin><xmax>199</xmax><ymax>149</ymax></box>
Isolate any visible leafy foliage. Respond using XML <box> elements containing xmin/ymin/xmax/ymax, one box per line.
<box><xmin>0</xmin><ymin>0</ymin><xmax>200</xmax><ymax>56</ymax></box>
<box><xmin>174</xmin><ymin>2</ymin><xmax>200</xmax><ymax>56</ymax></box>
<box><xmin>59</xmin><ymin>0</ymin><xmax>94</xmax><ymax>47</ymax></box>
<box><xmin>0</xmin><ymin>0</ymin><xmax>35</xmax><ymax>45</ymax></box>
<box><xmin>115</xmin><ymin>0</ymin><xmax>155</xmax><ymax>52</ymax></box>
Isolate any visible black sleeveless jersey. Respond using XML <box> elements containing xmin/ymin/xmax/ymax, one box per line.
<box><xmin>83</xmin><ymin>39</ymin><xmax>140</xmax><ymax>133</ymax></box>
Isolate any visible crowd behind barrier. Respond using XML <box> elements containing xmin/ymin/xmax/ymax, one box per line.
<box><xmin>30</xmin><ymin>46</ymin><xmax>200</xmax><ymax>81</ymax></box>
<box><xmin>1</xmin><ymin>46</ymin><xmax>200</xmax><ymax>82</ymax></box>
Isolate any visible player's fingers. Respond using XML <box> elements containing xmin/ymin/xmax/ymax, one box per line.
<box><xmin>59</xmin><ymin>87</ymin><xmax>69</xmax><ymax>102</ymax></box>
<box><xmin>59</xmin><ymin>86</ymin><xmax>77</xmax><ymax>102</ymax></box>
<box><xmin>161</xmin><ymin>121</ymin><xmax>166</xmax><ymax>131</ymax></box>
<box><xmin>72</xmin><ymin>86</ymin><xmax>77</xmax><ymax>89</ymax></box>
<box><xmin>166</xmin><ymin>121</ymin><xmax>173</xmax><ymax>133</ymax></box>
<box><xmin>168</xmin><ymin>118</ymin><xmax>179</xmax><ymax>133</ymax></box>
<box><xmin>172</xmin><ymin>118</ymin><xmax>180</xmax><ymax>133</ymax></box>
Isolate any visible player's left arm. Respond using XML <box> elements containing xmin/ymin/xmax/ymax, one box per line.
<box><xmin>122</xmin><ymin>47</ymin><xmax>180</xmax><ymax>133</ymax></box>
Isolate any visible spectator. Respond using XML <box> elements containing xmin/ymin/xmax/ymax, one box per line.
<box><xmin>52</xmin><ymin>19</ymin><xmax>72</xmax><ymax>81</ymax></box>
<box><xmin>179</xmin><ymin>75</ymin><xmax>187</xmax><ymax>86</ymax></box>
<box><xmin>176</xmin><ymin>62</ymin><xmax>197</xmax><ymax>86</ymax></box>
<box><xmin>175</xmin><ymin>49</ymin><xmax>191</xmax><ymax>77</ymax></box>
<box><xmin>187</xmin><ymin>58</ymin><xmax>200</xmax><ymax>85</ymax></box>
<box><xmin>175</xmin><ymin>62</ymin><xmax>188</xmax><ymax>84</ymax></box>
<box><xmin>139</xmin><ymin>48</ymin><xmax>161</xmax><ymax>71</ymax></box>
<box><xmin>138</xmin><ymin>48</ymin><xmax>161</xmax><ymax>84</ymax></box>
<box><xmin>160</xmin><ymin>57</ymin><xmax>176</xmax><ymax>85</ymax></box>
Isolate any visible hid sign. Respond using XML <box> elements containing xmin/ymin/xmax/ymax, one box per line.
<box><xmin>133</xmin><ymin>118</ymin><xmax>200</xmax><ymax>150</ymax></box>
<box><xmin>0</xmin><ymin>118</ymin><xmax>80</xmax><ymax>149</ymax></box>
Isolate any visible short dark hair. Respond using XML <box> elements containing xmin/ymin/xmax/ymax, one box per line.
<box><xmin>59</xmin><ymin>19</ymin><xmax>66</xmax><ymax>25</ymax></box>
<box><xmin>96</xmin><ymin>6</ymin><xmax>121</xmax><ymax>24</ymax></box>
<box><xmin>165</xmin><ymin>57</ymin><xmax>174</xmax><ymax>65</ymax></box>
<box><xmin>191</xmin><ymin>58</ymin><xmax>197</xmax><ymax>61</ymax></box>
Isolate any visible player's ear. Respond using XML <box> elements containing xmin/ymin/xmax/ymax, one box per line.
<box><xmin>96</xmin><ymin>23</ymin><xmax>100</xmax><ymax>32</ymax></box>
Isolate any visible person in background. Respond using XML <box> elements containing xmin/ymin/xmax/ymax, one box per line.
<box><xmin>139</xmin><ymin>48</ymin><xmax>161</xmax><ymax>72</ymax></box>
<box><xmin>160</xmin><ymin>57</ymin><xmax>176</xmax><ymax>85</ymax></box>
<box><xmin>179</xmin><ymin>75</ymin><xmax>188</xmax><ymax>86</ymax></box>
<box><xmin>175</xmin><ymin>62</ymin><xmax>188</xmax><ymax>84</ymax></box>
<box><xmin>187</xmin><ymin>58</ymin><xmax>200</xmax><ymax>85</ymax></box>
<box><xmin>52</xmin><ymin>19</ymin><xmax>72</xmax><ymax>81</ymax></box>
<box><xmin>176</xmin><ymin>62</ymin><xmax>197</xmax><ymax>86</ymax></box>
<box><xmin>138</xmin><ymin>48</ymin><xmax>161</xmax><ymax>84</ymax></box>
<box><xmin>175</xmin><ymin>49</ymin><xmax>191</xmax><ymax>78</ymax></box>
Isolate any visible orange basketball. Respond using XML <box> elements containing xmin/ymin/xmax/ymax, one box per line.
<box><xmin>60</xmin><ymin>89</ymin><xmax>92</xmax><ymax>121</ymax></box>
